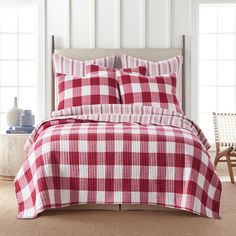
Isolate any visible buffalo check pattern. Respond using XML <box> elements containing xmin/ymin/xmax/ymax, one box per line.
<box><xmin>14</xmin><ymin>104</ymin><xmax>221</xmax><ymax>219</ymax></box>
<box><xmin>117</xmin><ymin>73</ymin><xmax>183</xmax><ymax>114</ymax></box>
<box><xmin>85</xmin><ymin>64</ymin><xmax>147</xmax><ymax>77</ymax></box>
<box><xmin>121</xmin><ymin>54</ymin><xmax>183</xmax><ymax>77</ymax></box>
<box><xmin>57</xmin><ymin>73</ymin><xmax>120</xmax><ymax>110</ymax></box>
<box><xmin>53</xmin><ymin>53</ymin><xmax>117</xmax><ymax>77</ymax></box>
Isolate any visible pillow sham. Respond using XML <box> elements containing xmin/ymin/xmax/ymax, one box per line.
<box><xmin>121</xmin><ymin>54</ymin><xmax>183</xmax><ymax>77</ymax></box>
<box><xmin>117</xmin><ymin>72</ymin><xmax>183</xmax><ymax>114</ymax></box>
<box><xmin>53</xmin><ymin>53</ymin><xmax>117</xmax><ymax>77</ymax></box>
<box><xmin>85</xmin><ymin>64</ymin><xmax>146</xmax><ymax>77</ymax></box>
<box><xmin>57</xmin><ymin>73</ymin><xmax>120</xmax><ymax>110</ymax></box>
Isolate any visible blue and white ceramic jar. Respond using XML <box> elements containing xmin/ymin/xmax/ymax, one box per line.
<box><xmin>19</xmin><ymin>110</ymin><xmax>35</xmax><ymax>127</ymax></box>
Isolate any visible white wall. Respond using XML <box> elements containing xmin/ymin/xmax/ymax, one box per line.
<box><xmin>45</xmin><ymin>0</ymin><xmax>191</xmax><ymax>117</ymax></box>
<box><xmin>171</xmin><ymin>0</ymin><xmax>192</xmax><ymax>117</ymax></box>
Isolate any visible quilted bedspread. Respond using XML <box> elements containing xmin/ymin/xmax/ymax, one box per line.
<box><xmin>14</xmin><ymin>104</ymin><xmax>221</xmax><ymax>219</ymax></box>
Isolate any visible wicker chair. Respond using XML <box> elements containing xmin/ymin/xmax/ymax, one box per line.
<box><xmin>213</xmin><ymin>112</ymin><xmax>236</xmax><ymax>183</ymax></box>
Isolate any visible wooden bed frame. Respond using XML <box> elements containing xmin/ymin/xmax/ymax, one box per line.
<box><xmin>48</xmin><ymin>35</ymin><xmax>186</xmax><ymax>213</ymax></box>
<box><xmin>51</xmin><ymin>35</ymin><xmax>186</xmax><ymax>113</ymax></box>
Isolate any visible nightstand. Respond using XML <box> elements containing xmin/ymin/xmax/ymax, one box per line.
<box><xmin>0</xmin><ymin>134</ymin><xmax>29</xmax><ymax>181</ymax></box>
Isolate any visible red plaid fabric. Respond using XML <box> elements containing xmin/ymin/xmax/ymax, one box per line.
<box><xmin>57</xmin><ymin>74</ymin><xmax>120</xmax><ymax>110</ymax></box>
<box><xmin>117</xmin><ymin>73</ymin><xmax>183</xmax><ymax>114</ymax></box>
<box><xmin>85</xmin><ymin>64</ymin><xmax>147</xmax><ymax>77</ymax></box>
<box><xmin>53</xmin><ymin>53</ymin><xmax>117</xmax><ymax>77</ymax></box>
<box><xmin>14</xmin><ymin>104</ymin><xmax>221</xmax><ymax>219</ymax></box>
<box><xmin>121</xmin><ymin>54</ymin><xmax>183</xmax><ymax>77</ymax></box>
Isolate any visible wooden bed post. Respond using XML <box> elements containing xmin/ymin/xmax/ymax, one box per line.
<box><xmin>51</xmin><ymin>35</ymin><xmax>55</xmax><ymax>112</ymax></box>
<box><xmin>182</xmin><ymin>35</ymin><xmax>186</xmax><ymax>113</ymax></box>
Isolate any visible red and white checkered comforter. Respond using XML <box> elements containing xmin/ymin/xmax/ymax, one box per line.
<box><xmin>14</xmin><ymin>104</ymin><xmax>221</xmax><ymax>219</ymax></box>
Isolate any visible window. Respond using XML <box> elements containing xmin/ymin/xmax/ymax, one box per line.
<box><xmin>196</xmin><ymin>3</ymin><xmax>236</xmax><ymax>143</ymax></box>
<box><xmin>0</xmin><ymin>0</ymin><xmax>44</xmax><ymax>131</ymax></box>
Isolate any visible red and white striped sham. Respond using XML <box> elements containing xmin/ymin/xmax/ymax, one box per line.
<box><xmin>53</xmin><ymin>54</ymin><xmax>117</xmax><ymax>77</ymax></box>
<box><xmin>53</xmin><ymin>54</ymin><xmax>183</xmax><ymax>78</ymax></box>
<box><xmin>57</xmin><ymin>73</ymin><xmax>120</xmax><ymax>110</ymax></box>
<box><xmin>121</xmin><ymin>54</ymin><xmax>183</xmax><ymax>77</ymax></box>
<box><xmin>117</xmin><ymin>72</ymin><xmax>183</xmax><ymax>114</ymax></box>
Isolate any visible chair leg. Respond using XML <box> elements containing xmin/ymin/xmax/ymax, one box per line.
<box><xmin>214</xmin><ymin>147</ymin><xmax>233</xmax><ymax>167</ymax></box>
<box><xmin>214</xmin><ymin>154</ymin><xmax>221</xmax><ymax>167</ymax></box>
<box><xmin>226</xmin><ymin>155</ymin><xmax>235</xmax><ymax>184</ymax></box>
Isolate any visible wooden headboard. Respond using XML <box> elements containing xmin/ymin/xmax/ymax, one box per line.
<box><xmin>51</xmin><ymin>35</ymin><xmax>186</xmax><ymax>112</ymax></box>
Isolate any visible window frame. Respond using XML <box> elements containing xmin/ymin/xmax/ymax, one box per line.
<box><xmin>0</xmin><ymin>0</ymin><xmax>45</xmax><ymax>128</ymax></box>
<box><xmin>191</xmin><ymin>0</ymin><xmax>236</xmax><ymax>146</ymax></box>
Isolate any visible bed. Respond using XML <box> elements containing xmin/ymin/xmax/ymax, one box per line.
<box><xmin>14</xmin><ymin>36</ymin><xmax>221</xmax><ymax>219</ymax></box>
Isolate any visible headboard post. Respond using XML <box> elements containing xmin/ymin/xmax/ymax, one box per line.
<box><xmin>51</xmin><ymin>35</ymin><xmax>55</xmax><ymax>111</ymax></box>
<box><xmin>182</xmin><ymin>35</ymin><xmax>186</xmax><ymax>113</ymax></box>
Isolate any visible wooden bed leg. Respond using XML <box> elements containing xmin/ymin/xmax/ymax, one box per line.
<box><xmin>119</xmin><ymin>204</ymin><xmax>121</xmax><ymax>211</ymax></box>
